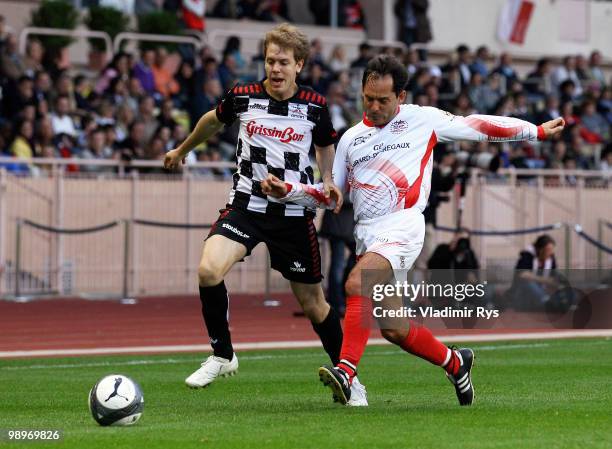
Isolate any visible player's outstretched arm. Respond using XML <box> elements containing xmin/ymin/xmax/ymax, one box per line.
<box><xmin>164</xmin><ymin>110</ymin><xmax>224</xmax><ymax>169</ymax></box>
<box><xmin>315</xmin><ymin>144</ymin><xmax>344</xmax><ymax>209</ymax></box>
<box><xmin>261</xmin><ymin>174</ymin><xmax>341</xmax><ymax>213</ymax></box>
<box><xmin>425</xmin><ymin>106</ymin><xmax>565</xmax><ymax>143</ymax></box>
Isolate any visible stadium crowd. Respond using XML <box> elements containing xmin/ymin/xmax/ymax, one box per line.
<box><xmin>0</xmin><ymin>8</ymin><xmax>610</xmax><ymax>176</ymax></box>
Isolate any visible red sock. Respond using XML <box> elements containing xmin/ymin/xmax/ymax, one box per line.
<box><xmin>399</xmin><ymin>321</ymin><xmax>460</xmax><ymax>375</ymax></box>
<box><xmin>337</xmin><ymin>296</ymin><xmax>372</xmax><ymax>379</ymax></box>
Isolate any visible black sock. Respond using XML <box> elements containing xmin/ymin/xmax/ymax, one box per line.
<box><xmin>311</xmin><ymin>307</ymin><xmax>343</xmax><ymax>365</ymax></box>
<box><xmin>199</xmin><ymin>282</ymin><xmax>234</xmax><ymax>360</ymax></box>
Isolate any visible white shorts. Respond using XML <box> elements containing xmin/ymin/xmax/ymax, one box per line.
<box><xmin>354</xmin><ymin>208</ymin><xmax>425</xmax><ymax>273</ymax></box>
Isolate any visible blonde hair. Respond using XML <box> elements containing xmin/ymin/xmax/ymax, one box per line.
<box><xmin>264</xmin><ymin>23</ymin><xmax>309</xmax><ymax>64</ymax></box>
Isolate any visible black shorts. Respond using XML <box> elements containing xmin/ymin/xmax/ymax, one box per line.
<box><xmin>207</xmin><ymin>207</ymin><xmax>322</xmax><ymax>284</ymax></box>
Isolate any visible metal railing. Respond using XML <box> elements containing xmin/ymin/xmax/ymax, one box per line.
<box><xmin>19</xmin><ymin>27</ymin><xmax>113</xmax><ymax>59</ymax></box>
<box><xmin>113</xmin><ymin>32</ymin><xmax>203</xmax><ymax>53</ymax></box>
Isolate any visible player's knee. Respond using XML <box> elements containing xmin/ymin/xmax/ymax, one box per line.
<box><xmin>380</xmin><ymin>328</ymin><xmax>407</xmax><ymax>345</ymax></box>
<box><xmin>299</xmin><ymin>292</ymin><xmax>326</xmax><ymax>320</ymax></box>
<box><xmin>198</xmin><ymin>262</ymin><xmax>224</xmax><ymax>286</ymax></box>
<box><xmin>344</xmin><ymin>272</ymin><xmax>361</xmax><ymax>298</ymax></box>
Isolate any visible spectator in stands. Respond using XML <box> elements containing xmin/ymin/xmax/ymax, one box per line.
<box><xmin>128</xmin><ymin>76</ymin><xmax>146</xmax><ymax>104</ymax></box>
<box><xmin>133</xmin><ymin>49</ymin><xmax>157</xmax><ymax>96</ymax></box>
<box><xmin>118</xmin><ymin>120</ymin><xmax>146</xmax><ymax>161</ymax></box>
<box><xmin>350</xmin><ymin>42</ymin><xmax>373</xmax><ymax>69</ymax></box>
<box><xmin>95</xmin><ymin>52</ymin><xmax>131</xmax><ymax>96</ymax></box>
<box><xmin>600</xmin><ymin>148</ymin><xmax>612</xmax><ymax>172</ymax></box>
<box><xmin>326</xmin><ymin>82</ymin><xmax>355</xmax><ymax>135</ymax></box>
<box><xmin>193</xmin><ymin>77</ymin><xmax>222</xmax><ymax>122</ymax></box>
<box><xmin>74</xmin><ymin>75</ymin><xmax>92</xmax><ymax>113</ymax></box>
<box><xmin>33</xmin><ymin>70</ymin><xmax>52</xmax><ymax>103</ymax></box>
<box><xmin>455</xmin><ymin>44</ymin><xmax>472</xmax><ymax>87</ymax></box>
<box><xmin>575</xmin><ymin>54</ymin><xmax>591</xmax><ymax>85</ymax></box>
<box><xmin>511</xmin><ymin>234</ymin><xmax>567</xmax><ymax>310</ymax></box>
<box><xmin>0</xmin><ymin>33</ymin><xmax>25</xmax><ymax>80</ymax></box>
<box><xmin>492</xmin><ymin>52</ymin><xmax>518</xmax><ymax>85</ymax></box>
<box><xmin>303</xmin><ymin>63</ymin><xmax>330</xmax><ymax>96</ymax></box>
<box><xmin>107</xmin><ymin>76</ymin><xmax>131</xmax><ymax>109</ymax></box>
<box><xmin>268</xmin><ymin>0</ymin><xmax>291</xmax><ymax>21</ymax></box>
<box><xmin>138</xmin><ymin>95</ymin><xmax>158</xmax><ymax>144</ymax></box>
<box><xmin>453</xmin><ymin>92</ymin><xmax>476</xmax><ymax>117</ymax></box>
<box><xmin>599</xmin><ymin>87</ymin><xmax>612</xmax><ymax>124</ymax></box>
<box><xmin>152</xmin><ymin>48</ymin><xmax>179</xmax><ymax>99</ymax></box>
<box><xmin>23</xmin><ymin>39</ymin><xmax>44</xmax><ymax>76</ymax></box>
<box><xmin>467</xmin><ymin>72</ymin><xmax>487</xmax><ymax>113</ymax></box>
<box><xmin>524</xmin><ymin>57</ymin><xmax>552</xmax><ymax>101</ymax></box>
<box><xmin>3</xmin><ymin>75</ymin><xmax>34</xmax><ymax>118</ymax></box>
<box><xmin>223</xmin><ymin>36</ymin><xmax>247</xmax><ymax>71</ymax></box>
<box><xmin>536</xmin><ymin>94</ymin><xmax>561</xmax><ymax>124</ymax></box>
<box><xmin>394</xmin><ymin>0</ymin><xmax>432</xmax><ymax>55</ymax></box>
<box><xmin>328</xmin><ymin>45</ymin><xmax>350</xmax><ymax>73</ymax></box>
<box><xmin>470</xmin><ymin>45</ymin><xmax>489</xmax><ymax>78</ymax></box>
<box><xmin>589</xmin><ymin>50</ymin><xmax>606</xmax><ymax>88</ymax></box>
<box><xmin>51</xmin><ymin>95</ymin><xmax>77</xmax><ymax>137</ymax></box>
<box><xmin>33</xmin><ymin>116</ymin><xmax>56</xmax><ymax>157</ymax></box>
<box><xmin>581</xmin><ymin>99</ymin><xmax>609</xmax><ymax>143</ymax></box>
<box><xmin>158</xmin><ymin>98</ymin><xmax>178</xmax><ymax>131</ymax></box>
<box><xmin>342</xmin><ymin>0</ymin><xmax>366</xmax><ymax>30</ymax></box>
<box><xmin>552</xmin><ymin>55</ymin><xmax>583</xmax><ymax>98</ymax></box>
<box><xmin>79</xmin><ymin>127</ymin><xmax>114</xmax><ymax>172</ymax></box>
<box><xmin>512</xmin><ymin>92</ymin><xmax>534</xmax><ymax>123</ymax></box>
<box><xmin>9</xmin><ymin>119</ymin><xmax>34</xmax><ymax>159</ymax></box>
<box><xmin>114</xmin><ymin>104</ymin><xmax>134</xmax><ymax>142</ymax></box>
<box><xmin>309</xmin><ymin>0</ymin><xmax>330</xmax><ymax>25</ymax></box>
<box><xmin>237</xmin><ymin>0</ymin><xmax>274</xmax><ymax>21</ymax></box>
<box><xmin>218</xmin><ymin>52</ymin><xmax>238</xmax><ymax>91</ymax></box>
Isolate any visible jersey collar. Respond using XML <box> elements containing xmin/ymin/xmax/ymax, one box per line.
<box><xmin>362</xmin><ymin>106</ymin><xmax>401</xmax><ymax>128</ymax></box>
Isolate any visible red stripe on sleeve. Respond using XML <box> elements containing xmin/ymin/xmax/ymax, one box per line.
<box><xmin>464</xmin><ymin>117</ymin><xmax>523</xmax><ymax>138</ymax></box>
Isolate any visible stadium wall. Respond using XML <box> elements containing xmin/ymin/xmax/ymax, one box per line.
<box><xmin>1</xmin><ymin>173</ymin><xmax>611</xmax><ymax>298</ymax></box>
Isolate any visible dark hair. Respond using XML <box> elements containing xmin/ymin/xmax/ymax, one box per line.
<box><xmin>534</xmin><ymin>234</ymin><xmax>555</xmax><ymax>251</ymax></box>
<box><xmin>361</xmin><ymin>55</ymin><xmax>408</xmax><ymax>96</ymax></box>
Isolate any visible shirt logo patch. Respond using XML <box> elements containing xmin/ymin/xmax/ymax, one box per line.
<box><xmin>245</xmin><ymin>120</ymin><xmax>305</xmax><ymax>143</ymax></box>
<box><xmin>353</xmin><ymin>133</ymin><xmax>373</xmax><ymax>146</ymax></box>
<box><xmin>288</xmin><ymin>103</ymin><xmax>308</xmax><ymax>119</ymax></box>
<box><xmin>390</xmin><ymin>120</ymin><xmax>409</xmax><ymax>134</ymax></box>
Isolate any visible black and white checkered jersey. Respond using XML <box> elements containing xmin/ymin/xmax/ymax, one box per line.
<box><xmin>215</xmin><ymin>80</ymin><xmax>337</xmax><ymax>217</ymax></box>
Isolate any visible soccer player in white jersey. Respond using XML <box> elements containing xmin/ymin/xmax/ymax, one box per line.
<box><xmin>163</xmin><ymin>24</ymin><xmax>369</xmax><ymax>405</ymax></box>
<box><xmin>262</xmin><ymin>55</ymin><xmax>565</xmax><ymax>406</ymax></box>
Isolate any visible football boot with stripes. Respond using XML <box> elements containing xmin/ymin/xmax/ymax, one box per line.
<box><xmin>446</xmin><ymin>348</ymin><xmax>475</xmax><ymax>406</ymax></box>
<box><xmin>318</xmin><ymin>365</ymin><xmax>351</xmax><ymax>405</ymax></box>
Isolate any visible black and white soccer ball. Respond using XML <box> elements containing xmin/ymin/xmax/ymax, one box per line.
<box><xmin>88</xmin><ymin>374</ymin><xmax>144</xmax><ymax>426</ymax></box>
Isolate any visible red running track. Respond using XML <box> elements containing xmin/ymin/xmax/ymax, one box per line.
<box><xmin>1</xmin><ymin>293</ymin><xmax>591</xmax><ymax>358</ymax></box>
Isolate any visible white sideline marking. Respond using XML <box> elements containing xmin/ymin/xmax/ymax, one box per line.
<box><xmin>0</xmin><ymin>330</ymin><xmax>611</xmax><ymax>360</ymax></box>
<box><xmin>3</xmin><ymin>340</ymin><xmax>610</xmax><ymax>371</ymax></box>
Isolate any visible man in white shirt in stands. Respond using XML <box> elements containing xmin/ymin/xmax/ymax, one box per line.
<box><xmin>262</xmin><ymin>55</ymin><xmax>565</xmax><ymax>407</ymax></box>
<box><xmin>50</xmin><ymin>95</ymin><xmax>77</xmax><ymax>137</ymax></box>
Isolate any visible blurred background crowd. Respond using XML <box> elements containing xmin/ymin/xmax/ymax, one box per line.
<box><xmin>0</xmin><ymin>0</ymin><xmax>610</xmax><ymax>177</ymax></box>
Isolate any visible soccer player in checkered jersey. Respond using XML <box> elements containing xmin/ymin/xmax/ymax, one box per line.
<box><xmin>164</xmin><ymin>24</ymin><xmax>370</xmax><ymax>404</ymax></box>
<box><xmin>262</xmin><ymin>55</ymin><xmax>565</xmax><ymax>406</ymax></box>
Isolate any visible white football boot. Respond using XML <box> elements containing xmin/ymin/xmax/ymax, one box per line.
<box><xmin>347</xmin><ymin>376</ymin><xmax>368</xmax><ymax>406</ymax></box>
<box><xmin>185</xmin><ymin>353</ymin><xmax>239</xmax><ymax>388</ymax></box>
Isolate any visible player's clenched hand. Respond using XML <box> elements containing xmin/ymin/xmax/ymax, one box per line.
<box><xmin>540</xmin><ymin>118</ymin><xmax>565</xmax><ymax>139</ymax></box>
<box><xmin>261</xmin><ymin>174</ymin><xmax>288</xmax><ymax>198</ymax></box>
<box><xmin>324</xmin><ymin>180</ymin><xmax>344</xmax><ymax>214</ymax></box>
<box><xmin>163</xmin><ymin>148</ymin><xmax>186</xmax><ymax>170</ymax></box>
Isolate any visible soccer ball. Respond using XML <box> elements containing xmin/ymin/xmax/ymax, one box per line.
<box><xmin>88</xmin><ymin>374</ymin><xmax>144</xmax><ymax>426</ymax></box>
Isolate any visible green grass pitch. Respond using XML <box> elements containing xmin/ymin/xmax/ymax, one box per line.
<box><xmin>1</xmin><ymin>338</ymin><xmax>611</xmax><ymax>449</ymax></box>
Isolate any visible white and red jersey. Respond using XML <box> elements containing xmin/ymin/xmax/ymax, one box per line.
<box><xmin>282</xmin><ymin>104</ymin><xmax>543</xmax><ymax>221</ymax></box>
